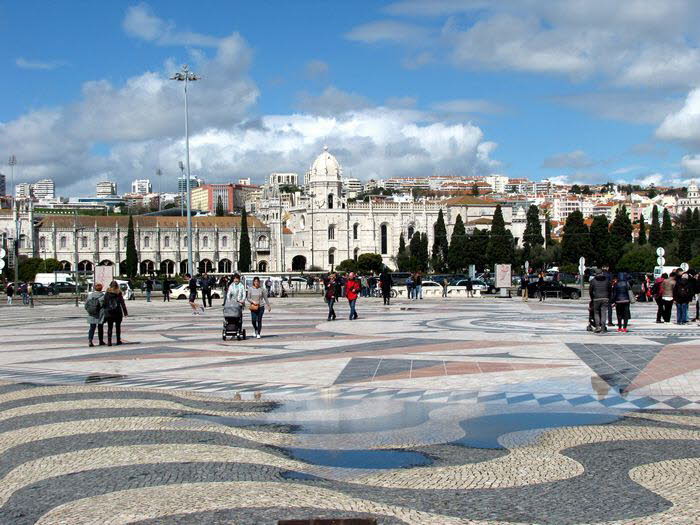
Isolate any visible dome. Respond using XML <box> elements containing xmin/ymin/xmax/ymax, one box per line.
<box><xmin>308</xmin><ymin>146</ymin><xmax>341</xmax><ymax>182</ymax></box>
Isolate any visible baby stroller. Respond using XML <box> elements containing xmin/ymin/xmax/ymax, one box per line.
<box><xmin>222</xmin><ymin>300</ymin><xmax>246</xmax><ymax>341</ymax></box>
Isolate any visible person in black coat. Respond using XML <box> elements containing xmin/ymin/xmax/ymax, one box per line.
<box><xmin>379</xmin><ymin>270</ymin><xmax>393</xmax><ymax>305</ymax></box>
<box><xmin>103</xmin><ymin>281</ymin><xmax>128</xmax><ymax>346</ymax></box>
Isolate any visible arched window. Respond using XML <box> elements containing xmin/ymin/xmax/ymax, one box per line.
<box><xmin>221</xmin><ymin>235</ymin><xmax>228</xmax><ymax>248</ymax></box>
<box><xmin>81</xmin><ymin>236</ymin><xmax>88</xmax><ymax>248</ymax></box>
<box><xmin>164</xmin><ymin>235</ymin><xmax>170</xmax><ymax>248</ymax></box>
<box><xmin>328</xmin><ymin>248</ymin><xmax>335</xmax><ymax>267</ymax></box>
<box><xmin>353</xmin><ymin>223</ymin><xmax>359</xmax><ymax>240</ymax></box>
<box><xmin>143</xmin><ymin>236</ymin><xmax>150</xmax><ymax>248</ymax></box>
<box><xmin>39</xmin><ymin>237</ymin><xmax>46</xmax><ymax>249</ymax></box>
<box><xmin>327</xmin><ymin>193</ymin><xmax>334</xmax><ymax>209</ymax></box>
<box><xmin>407</xmin><ymin>224</ymin><xmax>415</xmax><ymax>240</ymax></box>
<box><xmin>59</xmin><ymin>236</ymin><xmax>67</xmax><ymax>249</ymax></box>
<box><xmin>102</xmin><ymin>236</ymin><xmax>109</xmax><ymax>248</ymax></box>
<box><xmin>183</xmin><ymin>236</ymin><xmax>188</xmax><ymax>247</ymax></box>
<box><xmin>353</xmin><ymin>248</ymin><xmax>359</xmax><ymax>261</ymax></box>
<box><xmin>380</xmin><ymin>224</ymin><xmax>388</xmax><ymax>255</ymax></box>
<box><xmin>202</xmin><ymin>236</ymin><xmax>209</xmax><ymax>248</ymax></box>
<box><xmin>300</xmin><ymin>216</ymin><xmax>306</xmax><ymax>230</ymax></box>
<box><xmin>328</xmin><ymin>225</ymin><xmax>335</xmax><ymax>241</ymax></box>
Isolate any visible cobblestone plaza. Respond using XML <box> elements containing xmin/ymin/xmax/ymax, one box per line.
<box><xmin>0</xmin><ymin>295</ymin><xmax>698</xmax><ymax>524</ymax></box>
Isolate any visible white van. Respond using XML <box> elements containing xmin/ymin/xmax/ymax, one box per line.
<box><xmin>654</xmin><ymin>265</ymin><xmax>682</xmax><ymax>279</ymax></box>
<box><xmin>34</xmin><ymin>272</ymin><xmax>75</xmax><ymax>286</ymax></box>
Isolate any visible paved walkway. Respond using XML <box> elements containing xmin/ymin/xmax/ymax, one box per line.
<box><xmin>0</xmin><ymin>296</ymin><xmax>698</xmax><ymax>523</ymax></box>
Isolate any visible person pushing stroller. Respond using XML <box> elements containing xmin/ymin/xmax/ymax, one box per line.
<box><xmin>223</xmin><ymin>273</ymin><xmax>246</xmax><ymax>340</ymax></box>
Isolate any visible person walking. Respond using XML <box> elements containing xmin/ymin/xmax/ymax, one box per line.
<box><xmin>201</xmin><ymin>273</ymin><xmax>213</xmax><ymax>308</ymax></box>
<box><xmin>247</xmin><ymin>276</ymin><xmax>271</xmax><ymax>339</ymax></box>
<box><xmin>223</xmin><ymin>273</ymin><xmax>246</xmax><ymax>337</ymax></box>
<box><xmin>442</xmin><ymin>277</ymin><xmax>449</xmax><ymax>298</ymax></box>
<box><xmin>537</xmin><ymin>272</ymin><xmax>546</xmax><ymax>302</ymax></box>
<box><xmin>346</xmin><ymin>271</ymin><xmax>361</xmax><ymax>320</ymax></box>
<box><xmin>660</xmin><ymin>271</ymin><xmax>676</xmax><ymax>323</ymax></box>
<box><xmin>521</xmin><ymin>274</ymin><xmax>529</xmax><ymax>302</ymax></box>
<box><xmin>589</xmin><ymin>270</ymin><xmax>611</xmax><ymax>333</ymax></box>
<box><xmin>465</xmin><ymin>276</ymin><xmax>474</xmax><ymax>298</ymax></box>
<box><xmin>360</xmin><ymin>274</ymin><xmax>368</xmax><ymax>298</ymax></box>
<box><xmin>414</xmin><ymin>272</ymin><xmax>423</xmax><ymax>300</ymax></box>
<box><xmin>6</xmin><ymin>282</ymin><xmax>14</xmax><ymax>305</ymax></box>
<box><xmin>368</xmin><ymin>273</ymin><xmax>377</xmax><ymax>297</ymax></box>
<box><xmin>612</xmin><ymin>273</ymin><xmax>632</xmax><ymax>332</ymax></box>
<box><xmin>653</xmin><ymin>273</ymin><xmax>666</xmax><ymax>323</ymax></box>
<box><xmin>673</xmin><ymin>272</ymin><xmax>693</xmax><ymax>325</ymax></box>
<box><xmin>144</xmin><ymin>276</ymin><xmax>153</xmax><ymax>303</ymax></box>
<box><xmin>325</xmin><ymin>272</ymin><xmax>340</xmax><ymax>320</ymax></box>
<box><xmin>405</xmin><ymin>274</ymin><xmax>414</xmax><ymax>300</ymax></box>
<box><xmin>85</xmin><ymin>283</ymin><xmax>105</xmax><ymax>347</ymax></box>
<box><xmin>379</xmin><ymin>269</ymin><xmax>393</xmax><ymax>305</ymax></box>
<box><xmin>127</xmin><ymin>279</ymin><xmax>136</xmax><ymax>301</ymax></box>
<box><xmin>185</xmin><ymin>273</ymin><xmax>203</xmax><ymax>315</ymax></box>
<box><xmin>162</xmin><ymin>277</ymin><xmax>171</xmax><ymax>302</ymax></box>
<box><xmin>103</xmin><ymin>281</ymin><xmax>128</xmax><ymax>346</ymax></box>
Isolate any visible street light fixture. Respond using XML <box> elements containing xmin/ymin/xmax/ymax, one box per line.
<box><xmin>171</xmin><ymin>65</ymin><xmax>200</xmax><ymax>276</ymax></box>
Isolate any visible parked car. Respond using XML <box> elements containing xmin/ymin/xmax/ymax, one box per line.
<box><xmin>47</xmin><ymin>282</ymin><xmax>79</xmax><ymax>295</ymax></box>
<box><xmin>419</xmin><ymin>280</ymin><xmax>442</xmax><ymax>288</ymax></box>
<box><xmin>30</xmin><ymin>282</ymin><xmax>51</xmax><ymax>295</ymax></box>
<box><xmin>449</xmin><ymin>278</ymin><xmax>491</xmax><ymax>293</ymax></box>
<box><xmin>526</xmin><ymin>280</ymin><xmax>581</xmax><ymax>299</ymax></box>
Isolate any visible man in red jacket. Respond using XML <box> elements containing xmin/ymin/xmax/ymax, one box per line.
<box><xmin>346</xmin><ymin>272</ymin><xmax>361</xmax><ymax>320</ymax></box>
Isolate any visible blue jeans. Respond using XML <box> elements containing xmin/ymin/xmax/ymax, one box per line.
<box><xmin>677</xmin><ymin>302</ymin><xmax>689</xmax><ymax>324</ymax></box>
<box><xmin>414</xmin><ymin>285</ymin><xmax>422</xmax><ymax>300</ymax></box>
<box><xmin>348</xmin><ymin>299</ymin><xmax>357</xmax><ymax>319</ymax></box>
<box><xmin>146</xmin><ymin>290</ymin><xmax>151</xmax><ymax>302</ymax></box>
<box><xmin>251</xmin><ymin>306</ymin><xmax>265</xmax><ymax>334</ymax></box>
<box><xmin>327</xmin><ymin>298</ymin><xmax>336</xmax><ymax>320</ymax></box>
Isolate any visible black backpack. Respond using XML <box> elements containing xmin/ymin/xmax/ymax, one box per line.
<box><xmin>104</xmin><ymin>293</ymin><xmax>120</xmax><ymax>315</ymax></box>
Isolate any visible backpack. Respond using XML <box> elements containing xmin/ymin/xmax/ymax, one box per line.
<box><xmin>651</xmin><ymin>281</ymin><xmax>660</xmax><ymax>297</ymax></box>
<box><xmin>85</xmin><ymin>296</ymin><xmax>102</xmax><ymax>317</ymax></box>
<box><xmin>104</xmin><ymin>293</ymin><xmax>120</xmax><ymax>315</ymax></box>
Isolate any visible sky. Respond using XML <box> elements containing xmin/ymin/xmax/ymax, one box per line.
<box><xmin>2</xmin><ymin>0</ymin><xmax>700</xmax><ymax>197</ymax></box>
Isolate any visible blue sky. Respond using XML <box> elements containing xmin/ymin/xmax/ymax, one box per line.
<box><xmin>2</xmin><ymin>0</ymin><xmax>700</xmax><ymax>196</ymax></box>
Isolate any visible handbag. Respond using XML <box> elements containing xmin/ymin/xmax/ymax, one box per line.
<box><xmin>628</xmin><ymin>289</ymin><xmax>637</xmax><ymax>303</ymax></box>
<box><xmin>249</xmin><ymin>302</ymin><xmax>260</xmax><ymax>312</ymax></box>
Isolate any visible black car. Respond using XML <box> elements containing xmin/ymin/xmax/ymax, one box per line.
<box><xmin>30</xmin><ymin>283</ymin><xmax>51</xmax><ymax>295</ymax></box>
<box><xmin>47</xmin><ymin>282</ymin><xmax>78</xmax><ymax>295</ymax></box>
<box><xmin>526</xmin><ymin>280</ymin><xmax>581</xmax><ymax>300</ymax></box>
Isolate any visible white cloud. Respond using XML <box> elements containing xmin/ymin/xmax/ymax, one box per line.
<box><xmin>681</xmin><ymin>154</ymin><xmax>700</xmax><ymax>176</ymax></box>
<box><xmin>345</xmin><ymin>20</ymin><xmax>429</xmax><ymax>44</ymax></box>
<box><xmin>552</xmin><ymin>92</ymin><xmax>683</xmax><ymax>125</ymax></box>
<box><xmin>431</xmin><ymin>98</ymin><xmax>503</xmax><ymax>114</ymax></box>
<box><xmin>296</xmin><ymin>86</ymin><xmax>372</xmax><ymax>115</ymax></box>
<box><xmin>656</xmin><ymin>88</ymin><xmax>700</xmax><ymax>145</ymax></box>
<box><xmin>15</xmin><ymin>58</ymin><xmax>65</xmax><ymax>71</ymax></box>
<box><xmin>542</xmin><ymin>150</ymin><xmax>594</xmax><ymax>169</ymax></box>
<box><xmin>305</xmin><ymin>59</ymin><xmax>329</xmax><ymax>78</ymax></box>
<box><xmin>610</xmin><ymin>166</ymin><xmax>644</xmax><ymax>176</ymax></box>
<box><xmin>353</xmin><ymin>1</ymin><xmax>700</xmax><ymax>88</ymax></box>
<box><xmin>401</xmin><ymin>51</ymin><xmax>434</xmax><ymax>70</ymax></box>
<box><xmin>123</xmin><ymin>3</ymin><xmax>220</xmax><ymax>47</ymax></box>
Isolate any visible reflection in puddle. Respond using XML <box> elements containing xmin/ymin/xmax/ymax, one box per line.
<box><xmin>454</xmin><ymin>412</ymin><xmax>621</xmax><ymax>449</ymax></box>
<box><xmin>283</xmin><ymin>447</ymin><xmax>433</xmax><ymax>469</ymax></box>
<box><xmin>84</xmin><ymin>374</ymin><xmax>126</xmax><ymax>384</ymax></box>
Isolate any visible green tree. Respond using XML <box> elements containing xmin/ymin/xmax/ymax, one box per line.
<box><xmin>357</xmin><ymin>253</ymin><xmax>384</xmax><ymax>274</ymax></box>
<box><xmin>523</xmin><ymin>205</ymin><xmax>544</xmax><ymax>258</ymax></box>
<box><xmin>469</xmin><ymin>228</ymin><xmax>491</xmax><ymax>272</ymax></box>
<box><xmin>238</xmin><ymin>208</ymin><xmax>251</xmax><ymax>272</ymax></box>
<box><xmin>215</xmin><ymin>196</ymin><xmax>224</xmax><ymax>217</ymax></box>
<box><xmin>638</xmin><ymin>215</ymin><xmax>647</xmax><ymax>245</ymax></box>
<box><xmin>409</xmin><ymin>231</ymin><xmax>422</xmax><ymax>271</ymax></box>
<box><xmin>544</xmin><ymin>211</ymin><xmax>553</xmax><ymax>245</ymax></box>
<box><xmin>561</xmin><ymin>210</ymin><xmax>592</xmax><ymax>264</ymax></box>
<box><xmin>125</xmin><ymin>214</ymin><xmax>138</xmax><ymax>277</ymax></box>
<box><xmin>589</xmin><ymin>215</ymin><xmax>610</xmax><ymax>267</ymax></box>
<box><xmin>335</xmin><ymin>259</ymin><xmax>358</xmax><ymax>273</ymax></box>
<box><xmin>431</xmin><ymin>209</ymin><xmax>449</xmax><ymax>272</ymax></box>
<box><xmin>616</xmin><ymin>245</ymin><xmax>656</xmax><ymax>273</ymax></box>
<box><xmin>570</xmin><ymin>184</ymin><xmax>582</xmax><ymax>194</ymax></box>
<box><xmin>471</xmin><ymin>182</ymin><xmax>480</xmax><ymax>196</ymax></box>
<box><xmin>448</xmin><ymin>214</ymin><xmax>468</xmax><ymax>272</ymax></box>
<box><xmin>649</xmin><ymin>206</ymin><xmax>662</xmax><ymax>247</ymax></box>
<box><xmin>418</xmin><ymin>232</ymin><xmax>430</xmax><ymax>271</ymax></box>
<box><xmin>678</xmin><ymin>209</ymin><xmax>693</xmax><ymax>262</ymax></box>
<box><xmin>396</xmin><ymin>233</ymin><xmax>410</xmax><ymax>271</ymax></box>
<box><xmin>486</xmin><ymin>204</ymin><xmax>515</xmax><ymax>265</ymax></box>
<box><xmin>609</xmin><ymin>206</ymin><xmax>633</xmax><ymax>267</ymax></box>
<box><xmin>661</xmin><ymin>208</ymin><xmax>674</xmax><ymax>246</ymax></box>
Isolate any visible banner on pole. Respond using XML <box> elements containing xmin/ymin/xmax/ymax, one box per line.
<box><xmin>495</xmin><ymin>264</ymin><xmax>512</xmax><ymax>289</ymax></box>
<box><xmin>94</xmin><ymin>266</ymin><xmax>114</xmax><ymax>290</ymax></box>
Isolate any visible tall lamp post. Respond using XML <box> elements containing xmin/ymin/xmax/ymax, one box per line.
<box><xmin>9</xmin><ymin>155</ymin><xmax>19</xmax><ymax>287</ymax></box>
<box><xmin>171</xmin><ymin>65</ymin><xmax>200</xmax><ymax>276</ymax></box>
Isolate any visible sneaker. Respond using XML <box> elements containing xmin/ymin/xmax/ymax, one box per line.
<box><xmin>617</xmin><ymin>328</ymin><xmax>622</xmax><ymax>332</ymax></box>
<box><xmin>89</xmin><ymin>342</ymin><xmax>94</xmax><ymax>347</ymax></box>
<box><xmin>256</xmin><ymin>333</ymin><xmax>261</xmax><ymax>339</ymax></box>
<box><xmin>623</xmin><ymin>328</ymin><xmax>628</xmax><ymax>333</ymax></box>
<box><xmin>594</xmin><ymin>327</ymin><xmax>602</xmax><ymax>333</ymax></box>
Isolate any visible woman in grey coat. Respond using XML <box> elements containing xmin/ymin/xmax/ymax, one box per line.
<box><xmin>85</xmin><ymin>283</ymin><xmax>106</xmax><ymax>347</ymax></box>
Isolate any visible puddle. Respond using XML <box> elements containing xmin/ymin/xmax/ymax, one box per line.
<box><xmin>282</xmin><ymin>447</ymin><xmax>433</xmax><ymax>469</ymax></box>
<box><xmin>84</xmin><ymin>374</ymin><xmax>126</xmax><ymax>384</ymax></box>
<box><xmin>180</xmin><ymin>413</ymin><xmax>300</xmax><ymax>433</ymax></box>
<box><xmin>453</xmin><ymin>412</ymin><xmax>621</xmax><ymax>449</ymax></box>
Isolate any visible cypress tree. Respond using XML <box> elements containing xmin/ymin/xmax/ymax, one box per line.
<box><xmin>609</xmin><ymin>206</ymin><xmax>633</xmax><ymax>267</ymax></box>
<box><xmin>661</xmin><ymin>208</ymin><xmax>674</xmax><ymax>246</ymax></box>
<box><xmin>472</xmin><ymin>229</ymin><xmax>490</xmax><ymax>271</ymax></box>
<box><xmin>544</xmin><ymin>211</ymin><xmax>553</xmax><ymax>245</ymax></box>
<box><xmin>419</xmin><ymin>232</ymin><xmax>430</xmax><ymax>272</ymax></box>
<box><xmin>638</xmin><ymin>215</ymin><xmax>647</xmax><ymax>245</ymax></box>
<box><xmin>486</xmin><ymin>204</ymin><xmax>515</xmax><ymax>265</ymax></box>
<box><xmin>523</xmin><ymin>204</ymin><xmax>544</xmax><ymax>260</ymax></box>
<box><xmin>396</xmin><ymin>233</ymin><xmax>410</xmax><ymax>271</ymax></box>
<box><xmin>589</xmin><ymin>215</ymin><xmax>610</xmax><ymax>268</ymax></box>
<box><xmin>448</xmin><ymin>214</ymin><xmax>468</xmax><ymax>272</ymax></box>
<box><xmin>649</xmin><ymin>206</ymin><xmax>662</xmax><ymax>247</ymax></box>
<box><xmin>216</xmin><ymin>196</ymin><xmax>224</xmax><ymax>217</ymax></box>
<box><xmin>678</xmin><ymin>208</ymin><xmax>693</xmax><ymax>261</ymax></box>
<box><xmin>125</xmin><ymin>214</ymin><xmax>138</xmax><ymax>277</ymax></box>
<box><xmin>409</xmin><ymin>231</ymin><xmax>422</xmax><ymax>272</ymax></box>
<box><xmin>561</xmin><ymin>210</ymin><xmax>592</xmax><ymax>264</ymax></box>
<box><xmin>431</xmin><ymin>209</ymin><xmax>449</xmax><ymax>272</ymax></box>
<box><xmin>238</xmin><ymin>208</ymin><xmax>251</xmax><ymax>272</ymax></box>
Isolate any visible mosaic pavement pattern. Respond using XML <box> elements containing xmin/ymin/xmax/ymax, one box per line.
<box><xmin>0</xmin><ymin>297</ymin><xmax>699</xmax><ymax>523</ymax></box>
